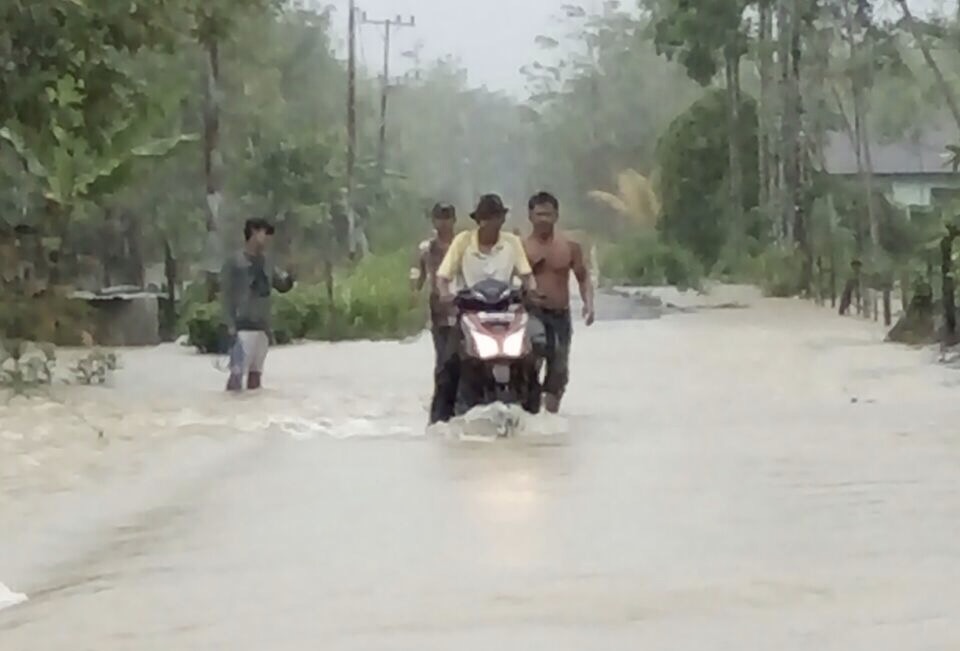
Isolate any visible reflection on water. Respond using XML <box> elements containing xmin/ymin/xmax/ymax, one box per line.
<box><xmin>3</xmin><ymin>294</ymin><xmax>960</xmax><ymax>649</ymax></box>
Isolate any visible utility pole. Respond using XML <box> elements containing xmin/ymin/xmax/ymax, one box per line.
<box><xmin>361</xmin><ymin>11</ymin><xmax>415</xmax><ymax>176</ymax></box>
<box><xmin>346</xmin><ymin>0</ymin><xmax>357</xmax><ymax>195</ymax></box>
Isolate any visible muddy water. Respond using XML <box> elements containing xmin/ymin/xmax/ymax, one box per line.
<box><xmin>2</xmin><ymin>290</ymin><xmax>960</xmax><ymax>650</ymax></box>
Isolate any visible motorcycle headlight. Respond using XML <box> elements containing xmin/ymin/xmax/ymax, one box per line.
<box><xmin>502</xmin><ymin>330</ymin><xmax>526</xmax><ymax>358</ymax></box>
<box><xmin>473</xmin><ymin>333</ymin><xmax>500</xmax><ymax>360</ymax></box>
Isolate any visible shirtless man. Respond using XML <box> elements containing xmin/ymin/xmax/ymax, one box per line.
<box><xmin>523</xmin><ymin>191</ymin><xmax>595</xmax><ymax>413</ymax></box>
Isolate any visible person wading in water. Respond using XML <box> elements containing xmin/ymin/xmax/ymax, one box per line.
<box><xmin>523</xmin><ymin>191</ymin><xmax>595</xmax><ymax>413</ymax></box>
<box><xmin>221</xmin><ymin>218</ymin><xmax>295</xmax><ymax>392</ymax></box>
<box><xmin>411</xmin><ymin>202</ymin><xmax>458</xmax><ymax>424</ymax></box>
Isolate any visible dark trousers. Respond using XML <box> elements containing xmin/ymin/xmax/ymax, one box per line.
<box><xmin>534</xmin><ymin>308</ymin><xmax>573</xmax><ymax>397</ymax></box>
<box><xmin>430</xmin><ymin>326</ymin><xmax>460</xmax><ymax>424</ymax></box>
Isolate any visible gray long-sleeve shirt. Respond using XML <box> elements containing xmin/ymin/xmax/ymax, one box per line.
<box><xmin>221</xmin><ymin>250</ymin><xmax>294</xmax><ymax>332</ymax></box>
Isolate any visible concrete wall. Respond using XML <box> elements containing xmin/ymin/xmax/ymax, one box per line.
<box><xmin>88</xmin><ymin>296</ymin><xmax>160</xmax><ymax>347</ymax></box>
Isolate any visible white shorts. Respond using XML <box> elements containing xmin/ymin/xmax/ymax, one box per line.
<box><xmin>231</xmin><ymin>331</ymin><xmax>269</xmax><ymax>375</ymax></box>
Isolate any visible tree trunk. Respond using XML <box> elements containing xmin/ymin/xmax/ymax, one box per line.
<box><xmin>789</xmin><ymin>0</ymin><xmax>811</xmax><ymax>293</ymax></box>
<box><xmin>757</xmin><ymin>3</ymin><xmax>774</xmax><ymax>230</ymax></box>
<box><xmin>830</xmin><ymin>256</ymin><xmax>837</xmax><ymax>308</ymax></box>
<box><xmin>161</xmin><ymin>237</ymin><xmax>177</xmax><ymax>341</ymax></box>
<box><xmin>842</xmin><ymin>1</ymin><xmax>880</xmax><ymax>256</ymax></box>
<box><xmin>124</xmin><ymin>210</ymin><xmax>145</xmax><ymax>287</ymax></box>
<box><xmin>202</xmin><ymin>37</ymin><xmax>222</xmax><ymax>301</ymax></box>
<box><xmin>777</xmin><ymin>0</ymin><xmax>795</xmax><ymax>244</ymax></box>
<box><xmin>941</xmin><ymin>226</ymin><xmax>958</xmax><ymax>343</ymax></box>
<box><xmin>725</xmin><ymin>48</ymin><xmax>744</xmax><ymax>260</ymax></box>
<box><xmin>816</xmin><ymin>256</ymin><xmax>825</xmax><ymax>305</ymax></box>
<box><xmin>900</xmin><ymin>269</ymin><xmax>910</xmax><ymax>312</ymax></box>
<box><xmin>895</xmin><ymin>0</ymin><xmax>960</xmax><ymax>134</ymax></box>
<box><xmin>757</xmin><ymin>2</ymin><xmax>770</xmax><ymax>229</ymax></box>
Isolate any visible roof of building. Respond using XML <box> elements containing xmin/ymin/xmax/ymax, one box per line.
<box><xmin>821</xmin><ymin>124</ymin><xmax>958</xmax><ymax>176</ymax></box>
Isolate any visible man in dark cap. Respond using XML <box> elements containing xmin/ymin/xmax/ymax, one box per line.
<box><xmin>221</xmin><ymin>217</ymin><xmax>295</xmax><ymax>392</ymax></box>
<box><xmin>411</xmin><ymin>202</ymin><xmax>459</xmax><ymax>423</ymax></box>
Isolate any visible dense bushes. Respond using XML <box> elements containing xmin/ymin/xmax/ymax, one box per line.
<box><xmin>738</xmin><ymin>248</ymin><xmax>805</xmax><ymax>298</ymax></box>
<box><xmin>185</xmin><ymin>251</ymin><xmax>424</xmax><ymax>352</ymax></box>
<box><xmin>600</xmin><ymin>236</ymin><xmax>703</xmax><ymax>290</ymax></box>
<box><xmin>184</xmin><ymin>302</ymin><xmax>231</xmax><ymax>354</ymax></box>
<box><xmin>657</xmin><ymin>88</ymin><xmax>759</xmax><ymax>267</ymax></box>
<box><xmin>0</xmin><ymin>290</ymin><xmax>93</xmax><ymax>345</ymax></box>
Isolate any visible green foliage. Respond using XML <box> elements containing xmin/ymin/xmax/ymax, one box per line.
<box><xmin>657</xmin><ymin>88</ymin><xmax>759</xmax><ymax>266</ymax></box>
<box><xmin>184</xmin><ymin>301</ymin><xmax>229</xmax><ymax>354</ymax></box>
<box><xmin>0</xmin><ymin>1</ymin><xmax>195</xmax><ymax>211</ymax></box>
<box><xmin>654</xmin><ymin>0</ymin><xmax>750</xmax><ymax>85</ymax></box>
<box><xmin>740</xmin><ymin>248</ymin><xmax>806</xmax><ymax>298</ymax></box>
<box><xmin>600</xmin><ymin>235</ymin><xmax>704</xmax><ymax>290</ymax></box>
<box><xmin>0</xmin><ymin>290</ymin><xmax>93</xmax><ymax>345</ymax></box>
<box><xmin>185</xmin><ymin>252</ymin><xmax>423</xmax><ymax>351</ymax></box>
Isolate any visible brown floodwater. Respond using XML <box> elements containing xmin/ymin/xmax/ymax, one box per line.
<box><xmin>2</xmin><ymin>288</ymin><xmax>960</xmax><ymax>650</ymax></box>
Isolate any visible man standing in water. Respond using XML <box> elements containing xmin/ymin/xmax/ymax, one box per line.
<box><xmin>411</xmin><ymin>202</ymin><xmax>458</xmax><ymax>424</ymax></box>
<box><xmin>523</xmin><ymin>192</ymin><xmax>595</xmax><ymax>413</ymax></box>
<box><xmin>221</xmin><ymin>218</ymin><xmax>295</xmax><ymax>392</ymax></box>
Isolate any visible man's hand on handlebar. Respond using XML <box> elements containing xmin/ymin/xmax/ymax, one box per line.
<box><xmin>524</xmin><ymin>288</ymin><xmax>547</xmax><ymax>307</ymax></box>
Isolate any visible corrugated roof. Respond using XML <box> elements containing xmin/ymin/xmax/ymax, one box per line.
<box><xmin>821</xmin><ymin>125</ymin><xmax>957</xmax><ymax>176</ymax></box>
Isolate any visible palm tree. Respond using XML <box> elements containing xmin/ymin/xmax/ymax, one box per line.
<box><xmin>587</xmin><ymin>168</ymin><xmax>661</xmax><ymax>232</ymax></box>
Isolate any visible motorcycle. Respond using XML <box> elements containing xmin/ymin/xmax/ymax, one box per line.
<box><xmin>454</xmin><ymin>278</ymin><xmax>542</xmax><ymax>416</ymax></box>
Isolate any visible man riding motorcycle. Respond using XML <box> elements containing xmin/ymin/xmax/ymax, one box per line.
<box><xmin>433</xmin><ymin>194</ymin><xmax>540</xmax><ymax>420</ymax></box>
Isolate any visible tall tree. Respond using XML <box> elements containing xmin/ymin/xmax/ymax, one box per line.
<box><xmin>756</xmin><ymin>1</ymin><xmax>778</xmax><ymax>232</ymax></box>
<box><xmin>0</xmin><ymin>0</ymin><xmax>191</xmax><ymax>284</ymax></box>
<box><xmin>183</xmin><ymin>0</ymin><xmax>280</xmax><ymax>287</ymax></box>
<box><xmin>654</xmin><ymin>0</ymin><xmax>751</xmax><ymax>258</ymax></box>
<box><xmin>893</xmin><ymin>0</ymin><xmax>960</xmax><ymax>135</ymax></box>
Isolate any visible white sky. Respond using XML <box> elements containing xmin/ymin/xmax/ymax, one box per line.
<box><xmin>329</xmin><ymin>0</ymin><xmax>602</xmax><ymax>95</ymax></box>
<box><xmin>327</xmin><ymin>0</ymin><xmax>956</xmax><ymax>96</ymax></box>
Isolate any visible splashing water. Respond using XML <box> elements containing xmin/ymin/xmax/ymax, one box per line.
<box><xmin>0</xmin><ymin>582</ymin><xmax>27</xmax><ymax>612</ymax></box>
<box><xmin>429</xmin><ymin>403</ymin><xmax>570</xmax><ymax>441</ymax></box>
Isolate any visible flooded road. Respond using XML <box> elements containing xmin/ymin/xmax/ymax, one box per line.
<box><xmin>3</xmin><ymin>290</ymin><xmax>960</xmax><ymax>649</ymax></box>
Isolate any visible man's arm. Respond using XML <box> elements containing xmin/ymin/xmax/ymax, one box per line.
<box><xmin>572</xmin><ymin>241</ymin><xmax>595</xmax><ymax>325</ymax></box>
<box><xmin>519</xmin><ymin>273</ymin><xmax>538</xmax><ymax>293</ymax></box>
<box><xmin>510</xmin><ymin>235</ymin><xmax>539</xmax><ymax>296</ymax></box>
<box><xmin>410</xmin><ymin>241</ymin><xmax>428</xmax><ymax>293</ymax></box>
<box><xmin>221</xmin><ymin>258</ymin><xmax>238</xmax><ymax>334</ymax></box>
<box><xmin>436</xmin><ymin>233</ymin><xmax>467</xmax><ymax>300</ymax></box>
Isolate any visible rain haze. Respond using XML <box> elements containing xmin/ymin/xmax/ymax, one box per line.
<box><xmin>334</xmin><ymin>0</ymin><xmax>608</xmax><ymax>94</ymax></box>
<box><xmin>7</xmin><ymin>0</ymin><xmax>960</xmax><ymax>649</ymax></box>
<box><xmin>333</xmin><ymin>0</ymin><xmax>957</xmax><ymax>94</ymax></box>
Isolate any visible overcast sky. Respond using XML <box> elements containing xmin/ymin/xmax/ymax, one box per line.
<box><xmin>329</xmin><ymin>0</ymin><xmax>957</xmax><ymax>96</ymax></box>
<box><xmin>329</xmin><ymin>0</ymin><xmax>603</xmax><ymax>95</ymax></box>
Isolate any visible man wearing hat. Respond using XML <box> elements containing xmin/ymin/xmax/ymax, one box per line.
<box><xmin>432</xmin><ymin>194</ymin><xmax>538</xmax><ymax>420</ymax></box>
<box><xmin>436</xmin><ymin>194</ymin><xmax>535</xmax><ymax>295</ymax></box>
<box><xmin>411</xmin><ymin>202</ymin><xmax>459</xmax><ymax>423</ymax></box>
<box><xmin>221</xmin><ymin>217</ymin><xmax>295</xmax><ymax>392</ymax></box>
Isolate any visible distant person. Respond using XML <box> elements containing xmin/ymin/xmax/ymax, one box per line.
<box><xmin>221</xmin><ymin>218</ymin><xmax>295</xmax><ymax>392</ymax></box>
<box><xmin>411</xmin><ymin>202</ymin><xmax>458</xmax><ymax>424</ymax></box>
<box><xmin>523</xmin><ymin>191</ymin><xmax>595</xmax><ymax>414</ymax></box>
